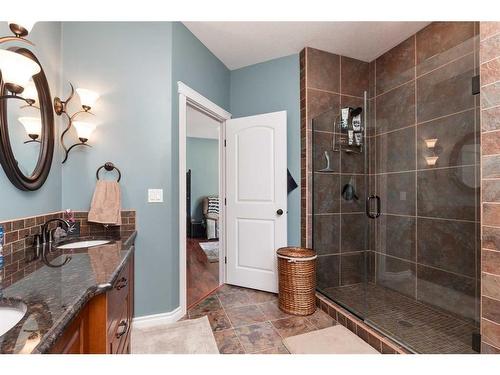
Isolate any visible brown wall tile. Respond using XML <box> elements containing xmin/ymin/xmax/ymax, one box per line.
<box><xmin>377</xmin><ymin>172</ymin><xmax>416</xmax><ymax>216</ymax></box>
<box><xmin>483</xmin><ymin>273</ymin><xmax>500</xmax><ymax>300</ymax></box>
<box><xmin>416</xmin><ymin>109</ymin><xmax>476</xmax><ymax>169</ymax></box>
<box><xmin>483</xmin><ymin>155</ymin><xmax>500</xmax><ymax>178</ymax></box>
<box><xmin>483</xmin><ymin>249</ymin><xmax>500</xmax><ymax>275</ymax></box>
<box><xmin>376</xmin><ymin>254</ymin><xmax>416</xmax><ymax>298</ymax></box>
<box><xmin>307</xmin><ymin>89</ymin><xmax>340</xmax><ymax>130</ymax></box>
<box><xmin>483</xmin><ymin>227</ymin><xmax>500</xmax><ymax>251</ymax></box>
<box><xmin>376</xmin><ymin>126</ymin><xmax>416</xmax><ymax>173</ymax></box>
<box><xmin>417</xmin><ymin>265</ymin><xmax>476</xmax><ymax>320</ymax></box>
<box><xmin>481</xmin><ymin>81</ymin><xmax>500</xmax><ymax>109</ymax></box>
<box><xmin>483</xmin><ymin>180</ymin><xmax>500</xmax><ymax>202</ymax></box>
<box><xmin>417</xmin><ymin>166</ymin><xmax>477</xmax><ymax>221</ymax></box>
<box><xmin>313</xmin><ymin>214</ymin><xmax>340</xmax><ymax>255</ymax></box>
<box><xmin>340</xmin><ymin>56</ymin><xmax>369</xmax><ymax>97</ymax></box>
<box><xmin>484</xmin><ymin>203</ymin><xmax>500</xmax><ymax>227</ymax></box>
<box><xmin>317</xmin><ymin>254</ymin><xmax>340</xmax><ymax>289</ymax></box>
<box><xmin>375</xmin><ymin>81</ymin><xmax>415</xmax><ymax>134</ymax></box>
<box><xmin>482</xmin><ymin>107</ymin><xmax>500</xmax><ymax>132</ymax></box>
<box><xmin>417</xmin><ymin>218</ymin><xmax>476</xmax><ymax>277</ymax></box>
<box><xmin>376</xmin><ymin>36</ymin><xmax>415</xmax><ymax>95</ymax></box>
<box><xmin>306</xmin><ymin>48</ymin><xmax>340</xmax><ymax>92</ymax></box>
<box><xmin>482</xmin><ymin>319</ymin><xmax>500</xmax><ymax>348</ymax></box>
<box><xmin>481</xmin><ymin>58</ymin><xmax>500</xmax><ymax>86</ymax></box>
<box><xmin>417</xmin><ymin>22</ymin><xmax>475</xmax><ymax>76</ymax></box>
<box><xmin>378</xmin><ymin>215</ymin><xmax>416</xmax><ymax>261</ymax></box>
<box><xmin>480</xmin><ymin>22</ymin><xmax>500</xmax><ymax>41</ymax></box>
<box><xmin>482</xmin><ymin>130</ymin><xmax>500</xmax><ymax>156</ymax></box>
<box><xmin>417</xmin><ymin>53</ymin><xmax>475</xmax><ymax>123</ymax></box>
<box><xmin>340</xmin><ymin>252</ymin><xmax>365</xmax><ymax>285</ymax></box>
<box><xmin>480</xmin><ymin>33</ymin><xmax>500</xmax><ymax>64</ymax></box>
<box><xmin>483</xmin><ymin>296</ymin><xmax>500</xmax><ymax>323</ymax></box>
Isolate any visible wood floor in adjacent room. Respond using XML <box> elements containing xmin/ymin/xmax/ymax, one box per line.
<box><xmin>187</xmin><ymin>237</ymin><xmax>220</xmax><ymax>308</ymax></box>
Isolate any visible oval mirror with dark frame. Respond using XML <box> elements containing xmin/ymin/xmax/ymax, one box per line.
<box><xmin>0</xmin><ymin>47</ymin><xmax>54</xmax><ymax>191</ymax></box>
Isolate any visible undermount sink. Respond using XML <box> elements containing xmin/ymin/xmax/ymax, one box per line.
<box><xmin>56</xmin><ymin>240</ymin><xmax>111</xmax><ymax>249</ymax></box>
<box><xmin>0</xmin><ymin>301</ymin><xmax>27</xmax><ymax>337</ymax></box>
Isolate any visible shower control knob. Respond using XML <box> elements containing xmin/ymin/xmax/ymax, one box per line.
<box><xmin>277</xmin><ymin>209</ymin><xmax>284</xmax><ymax>215</ymax></box>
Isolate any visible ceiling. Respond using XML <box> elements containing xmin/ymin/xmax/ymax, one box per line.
<box><xmin>183</xmin><ymin>22</ymin><xmax>430</xmax><ymax>70</ymax></box>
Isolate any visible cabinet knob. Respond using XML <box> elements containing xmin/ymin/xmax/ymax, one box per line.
<box><xmin>116</xmin><ymin>320</ymin><xmax>128</xmax><ymax>338</ymax></box>
<box><xmin>115</xmin><ymin>277</ymin><xmax>128</xmax><ymax>290</ymax></box>
<box><xmin>276</xmin><ymin>209</ymin><xmax>284</xmax><ymax>216</ymax></box>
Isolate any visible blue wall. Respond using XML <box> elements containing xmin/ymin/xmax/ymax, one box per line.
<box><xmin>0</xmin><ymin>22</ymin><xmax>301</xmax><ymax>317</ymax></box>
<box><xmin>187</xmin><ymin>137</ymin><xmax>219</xmax><ymax>221</ymax></box>
<box><xmin>60</xmin><ymin>22</ymin><xmax>174</xmax><ymax>316</ymax></box>
<box><xmin>0</xmin><ymin>22</ymin><xmax>63</xmax><ymax>221</ymax></box>
<box><xmin>230</xmin><ymin>54</ymin><xmax>301</xmax><ymax>246</ymax></box>
<box><xmin>170</xmin><ymin>22</ymin><xmax>230</xmax><ymax>308</ymax></box>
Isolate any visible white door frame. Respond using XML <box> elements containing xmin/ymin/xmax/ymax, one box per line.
<box><xmin>178</xmin><ymin>81</ymin><xmax>232</xmax><ymax>317</ymax></box>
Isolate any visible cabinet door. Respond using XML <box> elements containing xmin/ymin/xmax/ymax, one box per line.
<box><xmin>50</xmin><ymin>307</ymin><xmax>88</xmax><ymax>354</ymax></box>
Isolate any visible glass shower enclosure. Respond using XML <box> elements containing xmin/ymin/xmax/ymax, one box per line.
<box><xmin>312</xmin><ymin>26</ymin><xmax>480</xmax><ymax>354</ymax></box>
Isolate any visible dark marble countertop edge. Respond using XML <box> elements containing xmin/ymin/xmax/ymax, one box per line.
<box><xmin>31</xmin><ymin>230</ymin><xmax>137</xmax><ymax>354</ymax></box>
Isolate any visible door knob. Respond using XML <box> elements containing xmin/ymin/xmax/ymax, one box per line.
<box><xmin>277</xmin><ymin>209</ymin><xmax>284</xmax><ymax>215</ymax></box>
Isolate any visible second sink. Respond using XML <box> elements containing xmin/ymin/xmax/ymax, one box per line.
<box><xmin>56</xmin><ymin>240</ymin><xmax>111</xmax><ymax>249</ymax></box>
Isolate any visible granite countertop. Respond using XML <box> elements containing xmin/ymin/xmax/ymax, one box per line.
<box><xmin>0</xmin><ymin>231</ymin><xmax>137</xmax><ymax>354</ymax></box>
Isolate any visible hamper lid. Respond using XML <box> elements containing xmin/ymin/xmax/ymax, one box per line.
<box><xmin>276</xmin><ymin>247</ymin><xmax>316</xmax><ymax>258</ymax></box>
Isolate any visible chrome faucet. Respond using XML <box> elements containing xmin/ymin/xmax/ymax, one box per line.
<box><xmin>41</xmin><ymin>218</ymin><xmax>70</xmax><ymax>244</ymax></box>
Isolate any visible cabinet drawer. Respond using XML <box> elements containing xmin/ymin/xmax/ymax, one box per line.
<box><xmin>109</xmin><ymin>296</ymin><xmax>130</xmax><ymax>354</ymax></box>
<box><xmin>107</xmin><ymin>260</ymin><xmax>130</xmax><ymax>333</ymax></box>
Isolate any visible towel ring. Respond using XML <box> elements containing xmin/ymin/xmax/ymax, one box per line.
<box><xmin>96</xmin><ymin>162</ymin><xmax>121</xmax><ymax>182</ymax></box>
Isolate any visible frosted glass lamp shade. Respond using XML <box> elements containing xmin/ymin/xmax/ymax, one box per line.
<box><xmin>76</xmin><ymin>88</ymin><xmax>99</xmax><ymax>110</ymax></box>
<box><xmin>19</xmin><ymin>116</ymin><xmax>42</xmax><ymax>137</ymax></box>
<box><xmin>0</xmin><ymin>50</ymin><xmax>40</xmax><ymax>93</ymax></box>
<box><xmin>73</xmin><ymin>121</ymin><xmax>96</xmax><ymax>141</ymax></box>
<box><xmin>425</xmin><ymin>138</ymin><xmax>438</xmax><ymax>149</ymax></box>
<box><xmin>425</xmin><ymin>156</ymin><xmax>439</xmax><ymax>166</ymax></box>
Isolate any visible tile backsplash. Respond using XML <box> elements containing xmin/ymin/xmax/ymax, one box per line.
<box><xmin>0</xmin><ymin>210</ymin><xmax>136</xmax><ymax>288</ymax></box>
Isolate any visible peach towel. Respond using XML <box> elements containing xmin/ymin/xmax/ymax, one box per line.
<box><xmin>88</xmin><ymin>180</ymin><xmax>121</xmax><ymax>226</ymax></box>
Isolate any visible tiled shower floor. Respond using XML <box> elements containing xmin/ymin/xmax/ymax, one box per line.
<box><xmin>322</xmin><ymin>283</ymin><xmax>478</xmax><ymax>354</ymax></box>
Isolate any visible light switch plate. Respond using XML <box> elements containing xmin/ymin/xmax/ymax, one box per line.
<box><xmin>148</xmin><ymin>189</ymin><xmax>163</xmax><ymax>203</ymax></box>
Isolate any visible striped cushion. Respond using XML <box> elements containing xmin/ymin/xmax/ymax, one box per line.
<box><xmin>207</xmin><ymin>196</ymin><xmax>219</xmax><ymax>215</ymax></box>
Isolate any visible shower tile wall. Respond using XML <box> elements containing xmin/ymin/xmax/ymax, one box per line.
<box><xmin>480</xmin><ymin>21</ymin><xmax>500</xmax><ymax>354</ymax></box>
<box><xmin>299</xmin><ymin>47</ymin><xmax>370</xmax><ymax>288</ymax></box>
<box><xmin>371</xmin><ymin>22</ymin><xmax>480</xmax><ymax>323</ymax></box>
<box><xmin>302</xmin><ymin>22</ymin><xmax>481</xmax><ymax>324</ymax></box>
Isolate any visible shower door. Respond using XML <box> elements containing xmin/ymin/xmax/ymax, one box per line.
<box><xmin>313</xmin><ymin>23</ymin><xmax>481</xmax><ymax>353</ymax></box>
<box><xmin>312</xmin><ymin>94</ymin><xmax>372</xmax><ymax>319</ymax></box>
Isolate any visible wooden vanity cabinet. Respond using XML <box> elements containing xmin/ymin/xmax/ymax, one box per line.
<box><xmin>50</xmin><ymin>252</ymin><xmax>134</xmax><ymax>354</ymax></box>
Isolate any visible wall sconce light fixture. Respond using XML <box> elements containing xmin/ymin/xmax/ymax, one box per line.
<box><xmin>0</xmin><ymin>23</ymin><xmax>38</xmax><ymax>107</ymax></box>
<box><xmin>424</xmin><ymin>138</ymin><xmax>439</xmax><ymax>167</ymax></box>
<box><xmin>18</xmin><ymin>116</ymin><xmax>42</xmax><ymax>143</ymax></box>
<box><xmin>55</xmin><ymin>83</ymin><xmax>99</xmax><ymax>163</ymax></box>
<box><xmin>425</xmin><ymin>138</ymin><xmax>438</xmax><ymax>149</ymax></box>
<box><xmin>425</xmin><ymin>156</ymin><xmax>439</xmax><ymax>166</ymax></box>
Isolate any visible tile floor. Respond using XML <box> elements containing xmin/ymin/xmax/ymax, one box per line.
<box><xmin>323</xmin><ymin>283</ymin><xmax>478</xmax><ymax>354</ymax></box>
<box><xmin>187</xmin><ymin>284</ymin><xmax>336</xmax><ymax>354</ymax></box>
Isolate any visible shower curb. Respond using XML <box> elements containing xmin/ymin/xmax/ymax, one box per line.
<box><xmin>316</xmin><ymin>293</ymin><xmax>411</xmax><ymax>354</ymax></box>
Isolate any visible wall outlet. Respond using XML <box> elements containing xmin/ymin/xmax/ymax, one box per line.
<box><xmin>148</xmin><ymin>189</ymin><xmax>163</xmax><ymax>203</ymax></box>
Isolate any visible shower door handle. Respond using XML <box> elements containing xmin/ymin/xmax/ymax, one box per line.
<box><xmin>366</xmin><ymin>195</ymin><xmax>381</xmax><ymax>219</ymax></box>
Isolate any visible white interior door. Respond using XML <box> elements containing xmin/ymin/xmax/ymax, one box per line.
<box><xmin>225</xmin><ymin>111</ymin><xmax>287</xmax><ymax>293</ymax></box>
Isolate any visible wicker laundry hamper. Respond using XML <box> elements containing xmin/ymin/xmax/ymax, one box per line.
<box><xmin>277</xmin><ymin>247</ymin><xmax>317</xmax><ymax>316</ymax></box>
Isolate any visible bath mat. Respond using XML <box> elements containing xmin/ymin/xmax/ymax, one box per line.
<box><xmin>199</xmin><ymin>241</ymin><xmax>219</xmax><ymax>263</ymax></box>
<box><xmin>283</xmin><ymin>325</ymin><xmax>379</xmax><ymax>354</ymax></box>
<box><xmin>131</xmin><ymin>316</ymin><xmax>219</xmax><ymax>354</ymax></box>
